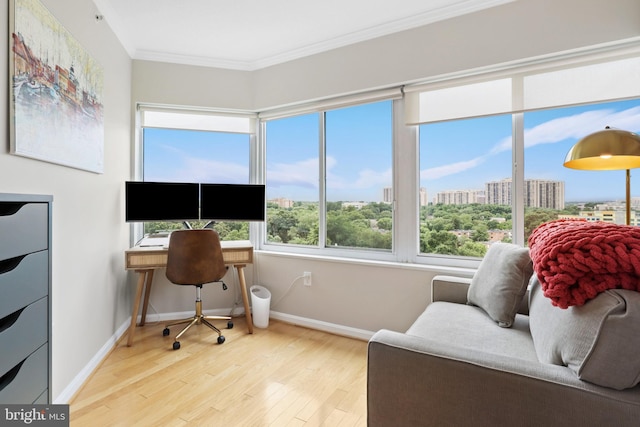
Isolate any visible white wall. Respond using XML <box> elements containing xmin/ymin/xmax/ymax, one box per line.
<box><xmin>1</xmin><ymin>0</ymin><xmax>132</xmax><ymax>401</ymax></box>
<box><xmin>252</xmin><ymin>0</ymin><xmax>640</xmax><ymax>109</ymax></box>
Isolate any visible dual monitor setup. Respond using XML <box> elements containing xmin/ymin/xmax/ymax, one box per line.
<box><xmin>125</xmin><ymin>181</ymin><xmax>266</xmax><ymax>226</ymax></box>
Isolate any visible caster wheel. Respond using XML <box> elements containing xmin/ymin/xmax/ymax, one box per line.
<box><xmin>163</xmin><ymin>328</ymin><xmax>170</xmax><ymax>336</ymax></box>
<box><xmin>217</xmin><ymin>335</ymin><xmax>226</xmax><ymax>344</ymax></box>
<box><xmin>173</xmin><ymin>341</ymin><xmax>180</xmax><ymax>350</ymax></box>
<box><xmin>227</xmin><ymin>321</ymin><xmax>234</xmax><ymax>329</ymax></box>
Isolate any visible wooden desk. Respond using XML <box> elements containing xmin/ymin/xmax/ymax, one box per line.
<box><xmin>125</xmin><ymin>240</ymin><xmax>254</xmax><ymax>346</ymax></box>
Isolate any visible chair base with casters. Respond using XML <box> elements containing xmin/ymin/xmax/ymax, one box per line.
<box><xmin>162</xmin><ymin>283</ymin><xmax>234</xmax><ymax>350</ymax></box>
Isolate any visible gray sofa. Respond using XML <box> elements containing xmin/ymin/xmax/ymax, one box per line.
<box><xmin>368</xmin><ymin>273</ymin><xmax>640</xmax><ymax>427</ymax></box>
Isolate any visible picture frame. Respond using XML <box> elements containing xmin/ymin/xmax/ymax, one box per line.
<box><xmin>9</xmin><ymin>0</ymin><xmax>104</xmax><ymax>173</ymax></box>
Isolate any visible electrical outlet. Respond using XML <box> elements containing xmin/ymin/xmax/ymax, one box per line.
<box><xmin>303</xmin><ymin>271</ymin><xmax>312</xmax><ymax>286</ymax></box>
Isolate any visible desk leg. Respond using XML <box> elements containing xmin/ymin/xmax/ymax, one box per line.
<box><xmin>235</xmin><ymin>264</ymin><xmax>254</xmax><ymax>334</ymax></box>
<box><xmin>139</xmin><ymin>270</ymin><xmax>154</xmax><ymax>326</ymax></box>
<box><xmin>127</xmin><ymin>271</ymin><xmax>147</xmax><ymax>346</ymax></box>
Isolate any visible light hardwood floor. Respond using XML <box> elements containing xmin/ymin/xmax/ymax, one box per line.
<box><xmin>70</xmin><ymin>317</ymin><xmax>368</xmax><ymax>426</ymax></box>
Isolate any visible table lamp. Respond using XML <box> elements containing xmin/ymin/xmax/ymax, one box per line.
<box><xmin>563</xmin><ymin>127</ymin><xmax>640</xmax><ymax>225</ymax></box>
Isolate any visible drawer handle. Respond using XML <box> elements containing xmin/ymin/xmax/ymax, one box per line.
<box><xmin>0</xmin><ymin>308</ymin><xmax>24</xmax><ymax>334</ymax></box>
<box><xmin>0</xmin><ymin>255</ymin><xmax>26</xmax><ymax>275</ymax></box>
<box><xmin>0</xmin><ymin>359</ymin><xmax>25</xmax><ymax>393</ymax></box>
<box><xmin>0</xmin><ymin>202</ymin><xmax>25</xmax><ymax>217</ymax></box>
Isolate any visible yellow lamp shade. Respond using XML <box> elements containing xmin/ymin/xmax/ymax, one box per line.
<box><xmin>564</xmin><ymin>128</ymin><xmax>640</xmax><ymax>170</ymax></box>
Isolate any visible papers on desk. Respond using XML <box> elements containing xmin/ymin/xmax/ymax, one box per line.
<box><xmin>138</xmin><ymin>235</ymin><xmax>169</xmax><ymax>247</ymax></box>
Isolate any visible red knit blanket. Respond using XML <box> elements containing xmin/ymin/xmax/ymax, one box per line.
<box><xmin>528</xmin><ymin>219</ymin><xmax>640</xmax><ymax>308</ymax></box>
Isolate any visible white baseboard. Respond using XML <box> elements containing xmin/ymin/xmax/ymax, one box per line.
<box><xmin>54</xmin><ymin>320</ymin><xmax>130</xmax><ymax>404</ymax></box>
<box><xmin>269</xmin><ymin>311</ymin><xmax>375</xmax><ymax>341</ymax></box>
<box><xmin>57</xmin><ymin>309</ymin><xmax>374</xmax><ymax>403</ymax></box>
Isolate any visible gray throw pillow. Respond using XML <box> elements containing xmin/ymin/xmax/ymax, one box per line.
<box><xmin>529</xmin><ymin>280</ymin><xmax>640</xmax><ymax>390</ymax></box>
<box><xmin>467</xmin><ymin>243</ymin><xmax>533</xmax><ymax>328</ymax></box>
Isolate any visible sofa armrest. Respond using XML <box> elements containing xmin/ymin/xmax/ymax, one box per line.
<box><xmin>367</xmin><ymin>329</ymin><xmax>640</xmax><ymax>427</ymax></box>
<box><xmin>432</xmin><ymin>274</ymin><xmax>530</xmax><ymax>315</ymax></box>
<box><xmin>431</xmin><ymin>275</ymin><xmax>472</xmax><ymax>304</ymax></box>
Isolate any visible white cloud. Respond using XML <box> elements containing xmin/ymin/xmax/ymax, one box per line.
<box><xmin>421</xmin><ymin>156</ymin><xmax>487</xmax><ymax>180</ymax></box>
<box><xmin>420</xmin><ymin>106</ymin><xmax>640</xmax><ymax>180</ymax></box>
<box><xmin>146</xmin><ymin>143</ymin><xmax>249</xmax><ymax>183</ymax></box>
<box><xmin>354</xmin><ymin>168</ymin><xmax>392</xmax><ymax>188</ymax></box>
<box><xmin>180</xmin><ymin>157</ymin><xmax>248</xmax><ymax>183</ymax></box>
<box><xmin>267</xmin><ymin>157</ymin><xmax>320</xmax><ymax>189</ymax></box>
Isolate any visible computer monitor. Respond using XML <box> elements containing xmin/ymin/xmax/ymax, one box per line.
<box><xmin>125</xmin><ymin>181</ymin><xmax>200</xmax><ymax>222</ymax></box>
<box><xmin>200</xmin><ymin>184</ymin><xmax>265</xmax><ymax>221</ymax></box>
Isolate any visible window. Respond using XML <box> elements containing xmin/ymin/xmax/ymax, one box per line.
<box><xmin>325</xmin><ymin>102</ymin><xmax>393</xmax><ymax>250</ymax></box>
<box><xmin>419</xmin><ymin>115</ymin><xmax>513</xmax><ymax>258</ymax></box>
<box><xmin>418</xmin><ymin>98</ymin><xmax>640</xmax><ymax>258</ymax></box>
<box><xmin>138</xmin><ymin>108</ymin><xmax>255</xmax><ymax>240</ymax></box>
<box><xmin>134</xmin><ymin>48</ymin><xmax>640</xmax><ymax>267</ymax></box>
<box><xmin>264</xmin><ymin>100</ymin><xmax>394</xmax><ymax>251</ymax></box>
<box><xmin>410</xmin><ymin>53</ymin><xmax>640</xmax><ymax>261</ymax></box>
<box><xmin>523</xmin><ymin>98</ymin><xmax>640</xmax><ymax>237</ymax></box>
<box><xmin>265</xmin><ymin>113</ymin><xmax>319</xmax><ymax>245</ymax></box>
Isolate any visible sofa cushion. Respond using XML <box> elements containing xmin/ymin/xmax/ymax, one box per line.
<box><xmin>467</xmin><ymin>243</ymin><xmax>533</xmax><ymax>327</ymax></box>
<box><xmin>529</xmin><ymin>279</ymin><xmax>640</xmax><ymax>390</ymax></box>
<box><xmin>406</xmin><ymin>301</ymin><xmax>538</xmax><ymax>361</ymax></box>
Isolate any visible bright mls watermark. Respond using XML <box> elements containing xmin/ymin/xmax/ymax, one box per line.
<box><xmin>1</xmin><ymin>405</ymin><xmax>68</xmax><ymax>426</ymax></box>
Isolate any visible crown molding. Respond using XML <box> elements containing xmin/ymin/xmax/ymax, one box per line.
<box><xmin>101</xmin><ymin>0</ymin><xmax>514</xmax><ymax>71</ymax></box>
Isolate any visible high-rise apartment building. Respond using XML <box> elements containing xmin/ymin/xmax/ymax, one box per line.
<box><xmin>524</xmin><ymin>179</ymin><xmax>565</xmax><ymax>209</ymax></box>
<box><xmin>485</xmin><ymin>178</ymin><xmax>564</xmax><ymax>209</ymax></box>
<box><xmin>436</xmin><ymin>189</ymin><xmax>484</xmax><ymax>205</ymax></box>
<box><xmin>383</xmin><ymin>187</ymin><xmax>393</xmax><ymax>203</ymax></box>
<box><xmin>485</xmin><ymin>179</ymin><xmax>513</xmax><ymax>206</ymax></box>
<box><xmin>419</xmin><ymin>188</ymin><xmax>428</xmax><ymax>206</ymax></box>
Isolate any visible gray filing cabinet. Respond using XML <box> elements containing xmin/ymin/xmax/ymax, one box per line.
<box><xmin>0</xmin><ymin>193</ymin><xmax>52</xmax><ymax>404</ymax></box>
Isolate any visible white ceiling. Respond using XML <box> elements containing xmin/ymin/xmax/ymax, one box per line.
<box><xmin>93</xmin><ymin>0</ymin><xmax>514</xmax><ymax>71</ymax></box>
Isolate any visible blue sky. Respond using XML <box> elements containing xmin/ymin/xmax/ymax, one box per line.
<box><xmin>143</xmin><ymin>98</ymin><xmax>640</xmax><ymax>204</ymax></box>
<box><xmin>421</xmin><ymin>99</ymin><xmax>640</xmax><ymax>202</ymax></box>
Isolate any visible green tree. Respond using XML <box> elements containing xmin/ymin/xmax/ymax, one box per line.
<box><xmin>422</xmin><ymin>230</ymin><xmax>458</xmax><ymax>254</ymax></box>
<box><xmin>377</xmin><ymin>217</ymin><xmax>392</xmax><ymax>230</ymax></box>
<box><xmin>471</xmin><ymin>224</ymin><xmax>489</xmax><ymax>242</ymax></box>
<box><xmin>268</xmin><ymin>209</ymin><xmax>298</xmax><ymax>243</ymax></box>
<box><xmin>458</xmin><ymin>240</ymin><xmax>487</xmax><ymax>257</ymax></box>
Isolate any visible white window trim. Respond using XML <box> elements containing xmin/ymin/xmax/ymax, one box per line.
<box><xmin>133</xmin><ymin>37</ymin><xmax>640</xmax><ymax>268</ymax></box>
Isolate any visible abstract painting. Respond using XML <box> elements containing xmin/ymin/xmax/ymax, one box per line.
<box><xmin>9</xmin><ymin>0</ymin><xmax>104</xmax><ymax>173</ymax></box>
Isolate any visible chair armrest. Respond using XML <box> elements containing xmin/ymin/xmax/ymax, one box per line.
<box><xmin>367</xmin><ymin>329</ymin><xmax>640</xmax><ymax>427</ymax></box>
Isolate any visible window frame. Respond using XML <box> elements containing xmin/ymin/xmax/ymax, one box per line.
<box><xmin>409</xmin><ymin>45</ymin><xmax>640</xmax><ymax>268</ymax></box>
<box><xmin>132</xmin><ymin>41</ymin><xmax>640</xmax><ymax>269</ymax></box>
<box><xmin>132</xmin><ymin>105</ymin><xmax>260</xmax><ymax>244</ymax></box>
<box><xmin>259</xmin><ymin>98</ymin><xmax>402</xmax><ymax>261</ymax></box>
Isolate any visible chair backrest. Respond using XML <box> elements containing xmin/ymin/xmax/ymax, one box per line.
<box><xmin>165</xmin><ymin>229</ymin><xmax>227</xmax><ymax>286</ymax></box>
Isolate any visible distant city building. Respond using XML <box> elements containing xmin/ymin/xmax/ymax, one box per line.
<box><xmin>489</xmin><ymin>230</ymin><xmax>511</xmax><ymax>242</ymax></box>
<box><xmin>485</xmin><ymin>178</ymin><xmax>513</xmax><ymax>206</ymax></box>
<box><xmin>383</xmin><ymin>187</ymin><xmax>393</xmax><ymax>203</ymax></box>
<box><xmin>419</xmin><ymin>188</ymin><xmax>428</xmax><ymax>206</ymax></box>
<box><xmin>559</xmin><ymin>210</ymin><xmax>636</xmax><ymax>226</ymax></box>
<box><xmin>525</xmin><ymin>179</ymin><xmax>565</xmax><ymax>210</ymax></box>
<box><xmin>485</xmin><ymin>178</ymin><xmax>564</xmax><ymax>209</ymax></box>
<box><xmin>269</xmin><ymin>197</ymin><xmax>294</xmax><ymax>208</ymax></box>
<box><xmin>450</xmin><ymin>229</ymin><xmax>511</xmax><ymax>243</ymax></box>
<box><xmin>342</xmin><ymin>201</ymin><xmax>368</xmax><ymax>209</ymax></box>
<box><xmin>436</xmin><ymin>189</ymin><xmax>484</xmax><ymax>205</ymax></box>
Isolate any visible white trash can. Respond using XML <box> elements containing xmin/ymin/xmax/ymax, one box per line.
<box><xmin>250</xmin><ymin>285</ymin><xmax>271</xmax><ymax>328</ymax></box>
